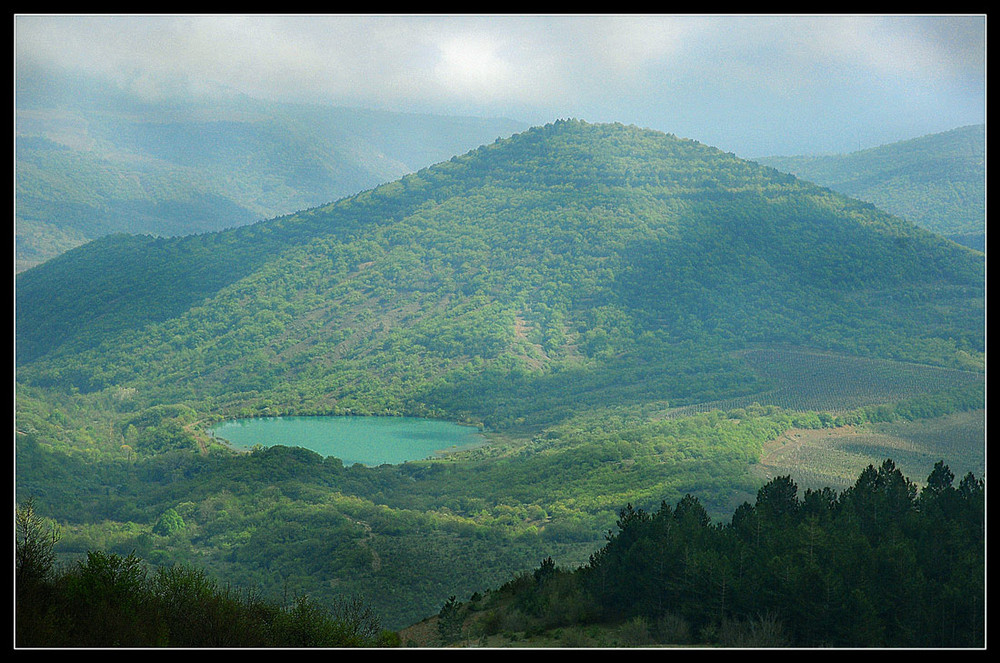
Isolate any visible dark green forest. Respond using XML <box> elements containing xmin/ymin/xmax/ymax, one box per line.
<box><xmin>16</xmin><ymin>499</ymin><xmax>397</xmax><ymax>647</ymax></box>
<box><xmin>430</xmin><ymin>460</ymin><xmax>984</xmax><ymax>648</ymax></box>
<box><xmin>15</xmin><ymin>120</ymin><xmax>985</xmax><ymax>645</ymax></box>
<box><xmin>18</xmin><ymin>458</ymin><xmax>984</xmax><ymax>647</ymax></box>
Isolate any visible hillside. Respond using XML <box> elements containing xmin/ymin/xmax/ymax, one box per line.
<box><xmin>17</xmin><ymin>121</ymin><xmax>984</xmax><ymax>395</ymax></box>
<box><xmin>755</xmin><ymin>125</ymin><xmax>985</xmax><ymax>251</ymax></box>
<box><xmin>15</xmin><ymin>79</ymin><xmax>527</xmax><ymax>271</ymax></box>
<box><xmin>399</xmin><ymin>461</ymin><xmax>984</xmax><ymax>648</ymax></box>
<box><xmin>15</xmin><ymin>120</ymin><xmax>986</xmax><ymax>633</ymax></box>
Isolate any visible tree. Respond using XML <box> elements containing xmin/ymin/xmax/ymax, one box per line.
<box><xmin>16</xmin><ymin>497</ymin><xmax>60</xmax><ymax>586</ymax></box>
<box><xmin>755</xmin><ymin>475</ymin><xmax>799</xmax><ymax>523</ymax></box>
<box><xmin>673</xmin><ymin>494</ymin><xmax>710</xmax><ymax>530</ymax></box>
<box><xmin>437</xmin><ymin>595</ymin><xmax>463</xmax><ymax>644</ymax></box>
<box><xmin>152</xmin><ymin>507</ymin><xmax>186</xmax><ymax>536</ymax></box>
<box><xmin>533</xmin><ymin>556</ymin><xmax>557</xmax><ymax>584</ymax></box>
<box><xmin>925</xmin><ymin>461</ymin><xmax>955</xmax><ymax>495</ymax></box>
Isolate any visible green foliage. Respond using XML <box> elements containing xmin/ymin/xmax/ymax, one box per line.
<box><xmin>14</xmin><ymin>120</ymin><xmax>986</xmax><ymax>642</ymax></box>
<box><xmin>573</xmin><ymin>460</ymin><xmax>985</xmax><ymax>647</ymax></box>
<box><xmin>17</xmin><ymin>120</ymin><xmax>983</xmax><ymax>398</ymax></box>
<box><xmin>15</xmin><ymin>497</ymin><xmax>60</xmax><ymax>586</ymax></box>
<box><xmin>757</xmin><ymin>124</ymin><xmax>985</xmax><ymax>242</ymax></box>
<box><xmin>14</xmin><ymin>377</ymin><xmax>983</xmax><ymax>632</ymax></box>
<box><xmin>152</xmin><ymin>508</ymin><xmax>186</xmax><ymax>536</ymax></box>
<box><xmin>423</xmin><ymin>460</ymin><xmax>981</xmax><ymax>647</ymax></box>
<box><xmin>437</xmin><ymin>595</ymin><xmax>464</xmax><ymax>644</ymax></box>
<box><xmin>15</xmin><ymin>548</ymin><xmax>392</xmax><ymax>648</ymax></box>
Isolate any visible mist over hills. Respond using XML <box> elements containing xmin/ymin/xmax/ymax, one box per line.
<box><xmin>16</xmin><ymin>120</ymin><xmax>984</xmax><ymax>428</ymax></box>
<box><xmin>756</xmin><ymin>125</ymin><xmax>985</xmax><ymax>251</ymax></box>
<box><xmin>14</xmin><ymin>74</ymin><xmax>527</xmax><ymax>271</ymax></box>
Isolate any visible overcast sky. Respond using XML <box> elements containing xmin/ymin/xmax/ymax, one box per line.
<box><xmin>14</xmin><ymin>13</ymin><xmax>986</xmax><ymax>156</ymax></box>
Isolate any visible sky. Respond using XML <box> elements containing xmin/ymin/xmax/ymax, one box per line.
<box><xmin>14</xmin><ymin>13</ymin><xmax>987</xmax><ymax>157</ymax></box>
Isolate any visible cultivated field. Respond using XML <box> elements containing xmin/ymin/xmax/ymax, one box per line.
<box><xmin>750</xmin><ymin>408</ymin><xmax>985</xmax><ymax>493</ymax></box>
<box><xmin>661</xmin><ymin>347</ymin><xmax>983</xmax><ymax>418</ymax></box>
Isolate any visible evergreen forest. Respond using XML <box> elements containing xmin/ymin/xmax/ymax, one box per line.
<box><xmin>414</xmin><ymin>460</ymin><xmax>984</xmax><ymax>647</ymax></box>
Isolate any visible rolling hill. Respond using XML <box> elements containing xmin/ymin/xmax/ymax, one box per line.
<box><xmin>755</xmin><ymin>125</ymin><xmax>986</xmax><ymax>251</ymax></box>
<box><xmin>17</xmin><ymin>120</ymin><xmax>984</xmax><ymax>403</ymax></box>
<box><xmin>15</xmin><ymin>78</ymin><xmax>527</xmax><ymax>271</ymax></box>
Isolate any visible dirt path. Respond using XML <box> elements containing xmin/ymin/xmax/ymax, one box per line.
<box><xmin>350</xmin><ymin>517</ymin><xmax>381</xmax><ymax>572</ymax></box>
<box><xmin>182</xmin><ymin>420</ymin><xmax>210</xmax><ymax>454</ymax></box>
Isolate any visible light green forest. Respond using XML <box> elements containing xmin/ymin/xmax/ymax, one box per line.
<box><xmin>15</xmin><ymin>120</ymin><xmax>985</xmax><ymax>644</ymax></box>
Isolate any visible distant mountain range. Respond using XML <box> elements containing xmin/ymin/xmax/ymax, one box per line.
<box><xmin>15</xmin><ymin>83</ymin><xmax>527</xmax><ymax>271</ymax></box>
<box><xmin>756</xmin><ymin>125</ymin><xmax>985</xmax><ymax>251</ymax></box>
<box><xmin>17</xmin><ymin>69</ymin><xmax>984</xmax><ymax>276</ymax></box>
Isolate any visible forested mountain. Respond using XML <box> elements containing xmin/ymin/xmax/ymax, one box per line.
<box><xmin>16</xmin><ymin>120</ymin><xmax>984</xmax><ymax>382</ymax></box>
<box><xmin>15</xmin><ymin>120</ymin><xmax>985</xmax><ymax>638</ymax></box>
<box><xmin>15</xmin><ymin>75</ymin><xmax>527</xmax><ymax>271</ymax></box>
<box><xmin>756</xmin><ymin>125</ymin><xmax>985</xmax><ymax>251</ymax></box>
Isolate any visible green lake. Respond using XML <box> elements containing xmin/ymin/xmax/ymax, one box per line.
<box><xmin>209</xmin><ymin>416</ymin><xmax>486</xmax><ymax>466</ymax></box>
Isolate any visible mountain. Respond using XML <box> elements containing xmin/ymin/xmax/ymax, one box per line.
<box><xmin>14</xmin><ymin>76</ymin><xmax>528</xmax><ymax>271</ymax></box>
<box><xmin>17</xmin><ymin>120</ymin><xmax>984</xmax><ymax>424</ymax></box>
<box><xmin>755</xmin><ymin>125</ymin><xmax>985</xmax><ymax>251</ymax></box>
<box><xmin>15</xmin><ymin>119</ymin><xmax>985</xmax><ymax>632</ymax></box>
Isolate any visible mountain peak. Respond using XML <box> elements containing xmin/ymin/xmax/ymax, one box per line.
<box><xmin>345</xmin><ymin>118</ymin><xmax>799</xmax><ymax>220</ymax></box>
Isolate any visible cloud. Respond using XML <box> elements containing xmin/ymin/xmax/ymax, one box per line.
<box><xmin>14</xmin><ymin>14</ymin><xmax>985</xmax><ymax>155</ymax></box>
<box><xmin>12</xmin><ymin>15</ymin><xmax>712</xmax><ymax>107</ymax></box>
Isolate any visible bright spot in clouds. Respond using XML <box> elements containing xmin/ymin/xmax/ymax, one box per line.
<box><xmin>14</xmin><ymin>13</ymin><xmax>985</xmax><ymax>156</ymax></box>
<box><xmin>435</xmin><ymin>36</ymin><xmax>513</xmax><ymax>98</ymax></box>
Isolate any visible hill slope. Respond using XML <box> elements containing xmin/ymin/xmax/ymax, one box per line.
<box><xmin>15</xmin><ymin>120</ymin><xmax>985</xmax><ymax>631</ymax></box>
<box><xmin>15</xmin><ymin>81</ymin><xmax>527</xmax><ymax>270</ymax></box>
<box><xmin>755</xmin><ymin>125</ymin><xmax>985</xmax><ymax>250</ymax></box>
<box><xmin>17</xmin><ymin>120</ymin><xmax>984</xmax><ymax>428</ymax></box>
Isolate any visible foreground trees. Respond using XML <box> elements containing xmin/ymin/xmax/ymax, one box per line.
<box><xmin>579</xmin><ymin>459</ymin><xmax>984</xmax><ymax>647</ymax></box>
<box><xmin>15</xmin><ymin>499</ymin><xmax>396</xmax><ymax>648</ymax></box>
<box><xmin>460</xmin><ymin>459</ymin><xmax>983</xmax><ymax>648</ymax></box>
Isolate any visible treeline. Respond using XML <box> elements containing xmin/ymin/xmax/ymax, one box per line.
<box><xmin>15</xmin><ymin>499</ymin><xmax>398</xmax><ymax>648</ymax></box>
<box><xmin>458</xmin><ymin>459</ymin><xmax>984</xmax><ymax>647</ymax></box>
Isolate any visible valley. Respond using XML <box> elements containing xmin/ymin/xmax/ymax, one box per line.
<box><xmin>15</xmin><ymin>85</ymin><xmax>528</xmax><ymax>271</ymax></box>
<box><xmin>15</xmin><ymin>119</ymin><xmax>985</xmax><ymax>644</ymax></box>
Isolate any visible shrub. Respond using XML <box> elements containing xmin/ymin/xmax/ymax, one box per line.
<box><xmin>617</xmin><ymin>616</ymin><xmax>654</xmax><ymax>647</ymax></box>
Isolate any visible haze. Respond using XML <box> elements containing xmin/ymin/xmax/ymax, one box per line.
<box><xmin>15</xmin><ymin>13</ymin><xmax>986</xmax><ymax>157</ymax></box>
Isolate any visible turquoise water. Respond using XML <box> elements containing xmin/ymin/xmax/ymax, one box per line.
<box><xmin>209</xmin><ymin>416</ymin><xmax>485</xmax><ymax>466</ymax></box>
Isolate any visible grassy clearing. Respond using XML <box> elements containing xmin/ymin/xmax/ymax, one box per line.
<box><xmin>751</xmin><ymin>408</ymin><xmax>985</xmax><ymax>493</ymax></box>
<box><xmin>657</xmin><ymin>348</ymin><xmax>982</xmax><ymax>420</ymax></box>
